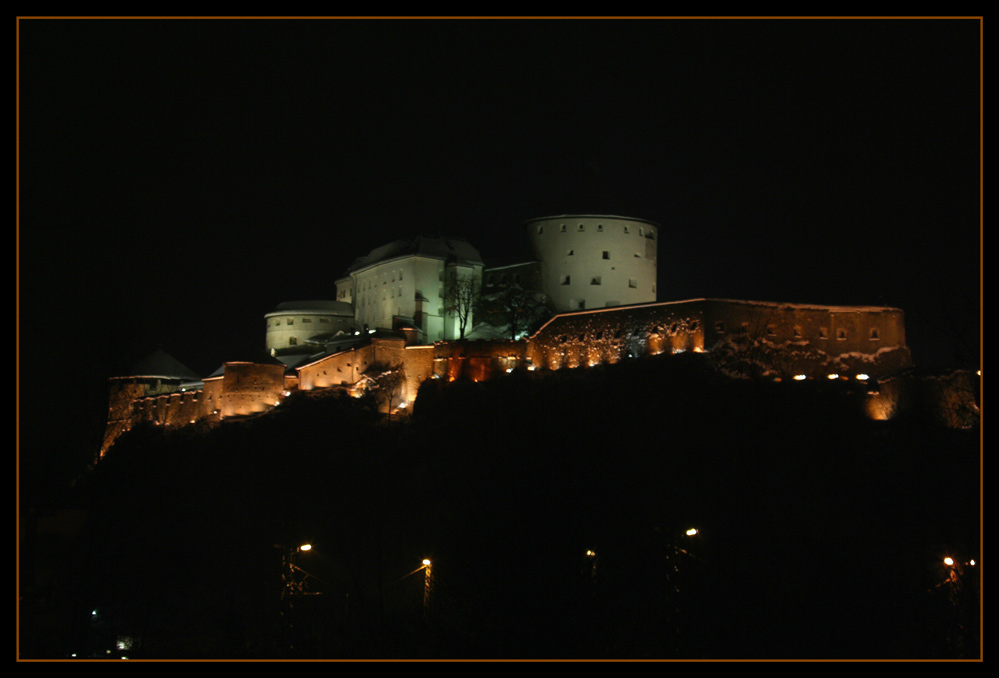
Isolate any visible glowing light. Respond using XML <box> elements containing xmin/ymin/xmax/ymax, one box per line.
<box><xmin>685</xmin><ymin>528</ymin><xmax>698</xmax><ymax>536</ymax></box>
<box><xmin>943</xmin><ymin>557</ymin><xmax>954</xmax><ymax>566</ymax></box>
<box><xmin>793</xmin><ymin>374</ymin><xmax>807</xmax><ymax>381</ymax></box>
<box><xmin>827</xmin><ymin>374</ymin><xmax>839</xmax><ymax>380</ymax></box>
<box><xmin>299</xmin><ymin>544</ymin><xmax>312</xmax><ymax>552</ymax></box>
<box><xmin>969</xmin><ymin>559</ymin><xmax>976</xmax><ymax>566</ymax></box>
<box><xmin>856</xmin><ymin>374</ymin><xmax>870</xmax><ymax>381</ymax></box>
<box><xmin>422</xmin><ymin>559</ymin><xmax>431</xmax><ymax>566</ymax></box>
<box><xmin>585</xmin><ymin>550</ymin><xmax>596</xmax><ymax>557</ymax></box>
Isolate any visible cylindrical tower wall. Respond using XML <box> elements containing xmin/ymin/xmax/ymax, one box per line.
<box><xmin>526</xmin><ymin>215</ymin><xmax>659</xmax><ymax>312</ymax></box>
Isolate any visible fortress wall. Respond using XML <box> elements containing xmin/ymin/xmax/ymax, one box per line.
<box><xmin>297</xmin><ymin>345</ymin><xmax>374</xmax><ymax>391</ymax></box>
<box><xmin>401</xmin><ymin>345</ymin><xmax>435</xmax><ymax>404</ymax></box>
<box><xmin>432</xmin><ymin>339</ymin><xmax>526</xmax><ymax>382</ymax></box>
<box><xmin>219</xmin><ymin>362</ymin><xmax>287</xmax><ymax>418</ymax></box>
<box><xmin>527</xmin><ymin>301</ymin><xmax>706</xmax><ymax>370</ymax></box>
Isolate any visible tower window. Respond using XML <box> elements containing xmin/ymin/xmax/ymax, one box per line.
<box><xmin>560</xmin><ymin>224</ymin><xmax>567</xmax><ymax>233</ymax></box>
<box><xmin>578</xmin><ymin>223</ymin><xmax>585</xmax><ymax>231</ymax></box>
<box><xmin>602</xmin><ymin>251</ymin><xmax>610</xmax><ymax>260</ymax></box>
<box><xmin>870</xmin><ymin>328</ymin><xmax>881</xmax><ymax>340</ymax></box>
<box><xmin>628</xmin><ymin>279</ymin><xmax>638</xmax><ymax>289</ymax></box>
<box><xmin>567</xmin><ymin>249</ymin><xmax>574</xmax><ymax>256</ymax></box>
<box><xmin>561</xmin><ymin>275</ymin><xmax>571</xmax><ymax>285</ymax></box>
<box><xmin>591</xmin><ymin>276</ymin><xmax>601</xmax><ymax>285</ymax></box>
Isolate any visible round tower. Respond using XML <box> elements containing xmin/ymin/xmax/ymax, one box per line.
<box><xmin>526</xmin><ymin>215</ymin><xmax>659</xmax><ymax>312</ymax></box>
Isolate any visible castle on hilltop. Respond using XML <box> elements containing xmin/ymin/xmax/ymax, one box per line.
<box><xmin>101</xmin><ymin>215</ymin><xmax>918</xmax><ymax>459</ymax></box>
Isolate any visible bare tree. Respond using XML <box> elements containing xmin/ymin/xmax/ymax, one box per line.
<box><xmin>442</xmin><ymin>271</ymin><xmax>481</xmax><ymax>339</ymax></box>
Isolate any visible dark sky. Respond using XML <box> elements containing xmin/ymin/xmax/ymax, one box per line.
<box><xmin>18</xmin><ymin>18</ymin><xmax>981</xmax><ymax>457</ymax></box>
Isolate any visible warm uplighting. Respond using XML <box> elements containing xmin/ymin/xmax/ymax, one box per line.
<box><xmin>685</xmin><ymin>528</ymin><xmax>698</xmax><ymax>536</ymax></box>
<box><xmin>585</xmin><ymin>550</ymin><xmax>596</xmax><ymax>558</ymax></box>
<box><xmin>969</xmin><ymin>559</ymin><xmax>976</xmax><ymax>566</ymax></box>
<box><xmin>943</xmin><ymin>556</ymin><xmax>954</xmax><ymax>566</ymax></box>
<box><xmin>827</xmin><ymin>373</ymin><xmax>839</xmax><ymax>380</ymax></box>
<box><xmin>422</xmin><ymin>559</ymin><xmax>431</xmax><ymax>566</ymax></box>
<box><xmin>299</xmin><ymin>544</ymin><xmax>312</xmax><ymax>552</ymax></box>
<box><xmin>793</xmin><ymin>374</ymin><xmax>807</xmax><ymax>381</ymax></box>
<box><xmin>856</xmin><ymin>373</ymin><xmax>870</xmax><ymax>381</ymax></box>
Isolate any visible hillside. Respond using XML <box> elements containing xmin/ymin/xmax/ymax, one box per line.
<box><xmin>21</xmin><ymin>353</ymin><xmax>980</xmax><ymax>659</ymax></box>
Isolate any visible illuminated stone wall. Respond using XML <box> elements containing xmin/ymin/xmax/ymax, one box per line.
<box><xmin>219</xmin><ymin>361</ymin><xmax>287</xmax><ymax>418</ymax></box>
<box><xmin>432</xmin><ymin>339</ymin><xmax>527</xmax><ymax>382</ymax></box>
<box><xmin>701</xmin><ymin>300</ymin><xmax>907</xmax><ymax>363</ymax></box>
<box><xmin>528</xmin><ymin>301</ymin><xmax>705</xmax><ymax>371</ymax></box>
<box><xmin>297</xmin><ymin>345</ymin><xmax>374</xmax><ymax>391</ymax></box>
<box><xmin>528</xmin><ymin>299</ymin><xmax>910</xmax><ymax>378</ymax></box>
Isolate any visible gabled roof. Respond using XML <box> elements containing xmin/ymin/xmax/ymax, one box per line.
<box><xmin>345</xmin><ymin>235</ymin><xmax>483</xmax><ymax>275</ymax></box>
<box><xmin>119</xmin><ymin>348</ymin><xmax>201</xmax><ymax>381</ymax></box>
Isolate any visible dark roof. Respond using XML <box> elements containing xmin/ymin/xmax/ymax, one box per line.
<box><xmin>121</xmin><ymin>348</ymin><xmax>201</xmax><ymax>381</ymax></box>
<box><xmin>345</xmin><ymin>235</ymin><xmax>483</xmax><ymax>275</ymax></box>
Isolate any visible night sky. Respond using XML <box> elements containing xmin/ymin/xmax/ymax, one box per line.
<box><xmin>17</xmin><ymin>18</ymin><xmax>981</xmax><ymax>464</ymax></box>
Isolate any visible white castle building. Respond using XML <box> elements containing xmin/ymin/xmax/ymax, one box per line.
<box><xmin>265</xmin><ymin>215</ymin><xmax>661</xmax><ymax>352</ymax></box>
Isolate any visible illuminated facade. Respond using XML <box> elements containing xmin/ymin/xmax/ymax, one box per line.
<box><xmin>101</xmin><ymin>214</ymin><xmax>933</xmax><ymax>460</ymax></box>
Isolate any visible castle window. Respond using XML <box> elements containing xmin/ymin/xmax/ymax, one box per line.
<box><xmin>288</xmin><ymin>319</ymin><xmax>294</xmax><ymax>325</ymax></box>
<box><xmin>538</xmin><ymin>225</ymin><xmax>544</xmax><ymax>234</ymax></box>
<box><xmin>561</xmin><ymin>275</ymin><xmax>571</xmax><ymax>285</ymax></box>
<box><xmin>567</xmin><ymin>249</ymin><xmax>574</xmax><ymax>256</ymax></box>
<box><xmin>303</xmin><ymin>318</ymin><xmax>312</xmax><ymax>323</ymax></box>
<box><xmin>715</xmin><ymin>321</ymin><xmax>726</xmax><ymax>333</ymax></box>
<box><xmin>639</xmin><ymin>228</ymin><xmax>644</xmax><ymax>237</ymax></box>
<box><xmin>578</xmin><ymin>223</ymin><xmax>585</xmax><ymax>231</ymax></box>
<box><xmin>597</xmin><ymin>224</ymin><xmax>604</xmax><ymax>232</ymax></box>
<box><xmin>837</xmin><ymin>329</ymin><xmax>848</xmax><ymax>341</ymax></box>
<box><xmin>635</xmin><ymin>253</ymin><xmax>641</xmax><ymax>258</ymax></box>
<box><xmin>289</xmin><ymin>337</ymin><xmax>297</xmax><ymax>346</ymax></box>
<box><xmin>628</xmin><ymin>279</ymin><xmax>638</xmax><ymax>288</ymax></box>
<box><xmin>870</xmin><ymin>328</ymin><xmax>880</xmax><ymax>340</ymax></box>
<box><xmin>793</xmin><ymin>326</ymin><xmax>802</xmax><ymax>338</ymax></box>
<box><xmin>577</xmin><ymin>300</ymin><xmax>586</xmax><ymax>309</ymax></box>
<box><xmin>624</xmin><ymin>226</ymin><xmax>630</xmax><ymax>234</ymax></box>
<box><xmin>602</xmin><ymin>251</ymin><xmax>610</xmax><ymax>260</ymax></box>
<box><xmin>766</xmin><ymin>324</ymin><xmax>776</xmax><ymax>336</ymax></box>
<box><xmin>591</xmin><ymin>276</ymin><xmax>601</xmax><ymax>285</ymax></box>
<box><xmin>819</xmin><ymin>327</ymin><xmax>828</xmax><ymax>339</ymax></box>
<box><xmin>560</xmin><ymin>224</ymin><xmax>567</xmax><ymax>233</ymax></box>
